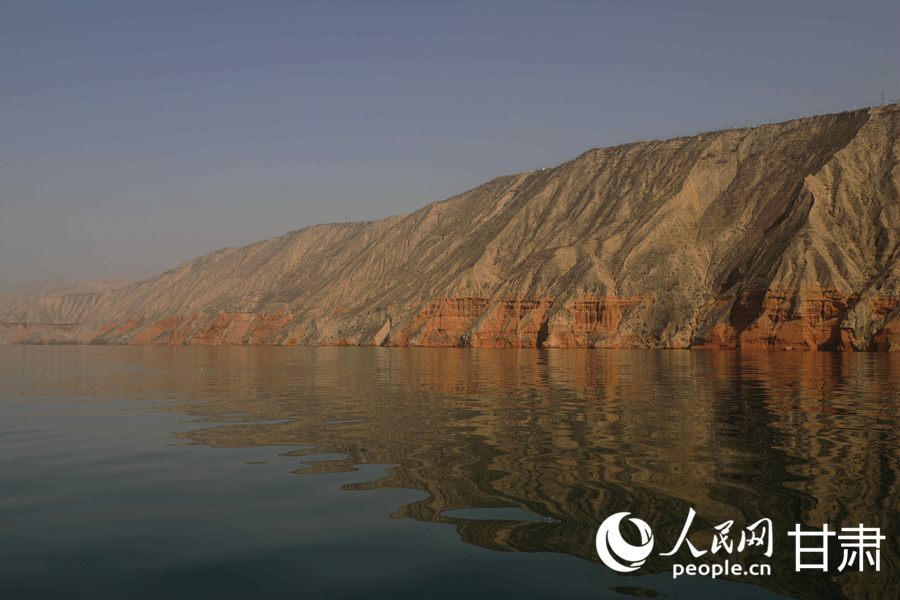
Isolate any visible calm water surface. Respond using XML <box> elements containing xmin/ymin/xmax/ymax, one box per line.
<box><xmin>0</xmin><ymin>347</ymin><xmax>897</xmax><ymax>599</ymax></box>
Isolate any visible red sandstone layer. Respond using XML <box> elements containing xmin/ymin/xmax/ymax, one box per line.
<box><xmin>4</xmin><ymin>288</ymin><xmax>893</xmax><ymax>351</ymax></box>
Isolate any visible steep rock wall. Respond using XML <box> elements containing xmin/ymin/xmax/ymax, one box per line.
<box><xmin>2</xmin><ymin>105</ymin><xmax>898</xmax><ymax>350</ymax></box>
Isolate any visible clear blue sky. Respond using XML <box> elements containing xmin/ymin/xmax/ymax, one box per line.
<box><xmin>1</xmin><ymin>0</ymin><xmax>898</xmax><ymax>288</ymax></box>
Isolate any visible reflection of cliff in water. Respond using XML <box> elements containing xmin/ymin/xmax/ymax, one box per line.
<box><xmin>158</xmin><ymin>348</ymin><xmax>898</xmax><ymax>600</ymax></box>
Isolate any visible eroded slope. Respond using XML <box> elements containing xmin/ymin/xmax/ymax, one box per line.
<box><xmin>3</xmin><ymin>105</ymin><xmax>898</xmax><ymax>349</ymax></box>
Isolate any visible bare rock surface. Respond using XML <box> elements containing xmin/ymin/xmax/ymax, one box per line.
<box><xmin>2</xmin><ymin>105</ymin><xmax>898</xmax><ymax>350</ymax></box>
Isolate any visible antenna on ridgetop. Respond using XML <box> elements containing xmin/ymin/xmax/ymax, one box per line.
<box><xmin>881</xmin><ymin>91</ymin><xmax>886</xmax><ymax>105</ymax></box>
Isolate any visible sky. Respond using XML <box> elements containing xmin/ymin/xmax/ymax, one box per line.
<box><xmin>1</xmin><ymin>0</ymin><xmax>898</xmax><ymax>289</ymax></box>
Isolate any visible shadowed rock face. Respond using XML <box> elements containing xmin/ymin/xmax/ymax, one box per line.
<box><xmin>2</xmin><ymin>105</ymin><xmax>898</xmax><ymax>349</ymax></box>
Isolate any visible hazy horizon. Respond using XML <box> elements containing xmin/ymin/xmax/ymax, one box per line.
<box><xmin>2</xmin><ymin>0</ymin><xmax>898</xmax><ymax>290</ymax></box>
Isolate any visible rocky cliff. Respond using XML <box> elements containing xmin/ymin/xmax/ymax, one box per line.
<box><xmin>2</xmin><ymin>104</ymin><xmax>898</xmax><ymax>350</ymax></box>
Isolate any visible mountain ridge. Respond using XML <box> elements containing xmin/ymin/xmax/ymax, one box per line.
<box><xmin>3</xmin><ymin>104</ymin><xmax>898</xmax><ymax>350</ymax></box>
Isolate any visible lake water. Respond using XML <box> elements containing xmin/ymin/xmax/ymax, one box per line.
<box><xmin>0</xmin><ymin>346</ymin><xmax>896</xmax><ymax>599</ymax></box>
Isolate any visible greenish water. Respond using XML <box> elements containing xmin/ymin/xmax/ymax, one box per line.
<box><xmin>0</xmin><ymin>346</ymin><xmax>896</xmax><ymax>599</ymax></box>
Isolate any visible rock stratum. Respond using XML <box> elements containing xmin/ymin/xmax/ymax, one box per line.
<box><xmin>2</xmin><ymin>105</ymin><xmax>899</xmax><ymax>350</ymax></box>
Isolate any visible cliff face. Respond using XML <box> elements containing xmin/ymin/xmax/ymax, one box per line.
<box><xmin>2</xmin><ymin>105</ymin><xmax>899</xmax><ymax>350</ymax></box>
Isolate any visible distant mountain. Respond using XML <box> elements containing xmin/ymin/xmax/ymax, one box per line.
<box><xmin>2</xmin><ymin>105</ymin><xmax>898</xmax><ymax>350</ymax></box>
<box><xmin>0</xmin><ymin>278</ymin><xmax>131</xmax><ymax>321</ymax></box>
<box><xmin>0</xmin><ymin>278</ymin><xmax>132</xmax><ymax>298</ymax></box>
